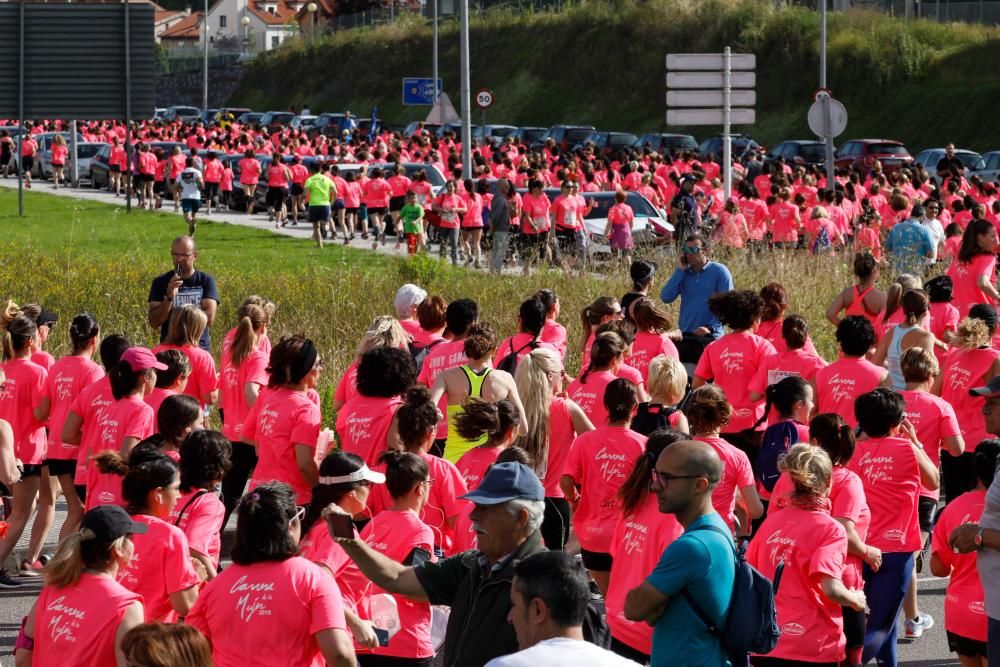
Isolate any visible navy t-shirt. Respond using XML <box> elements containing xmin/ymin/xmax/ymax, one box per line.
<box><xmin>148</xmin><ymin>269</ymin><xmax>219</xmax><ymax>351</ymax></box>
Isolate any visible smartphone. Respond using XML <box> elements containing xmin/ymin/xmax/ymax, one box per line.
<box><xmin>327</xmin><ymin>512</ymin><xmax>355</xmax><ymax>539</ymax></box>
<box><xmin>680</xmin><ymin>253</ymin><xmax>688</xmax><ymax>266</ymax></box>
<box><xmin>373</xmin><ymin>628</ymin><xmax>390</xmax><ymax>647</ymax></box>
<box><xmin>174</xmin><ymin>262</ymin><xmax>183</xmax><ymax>277</ymax></box>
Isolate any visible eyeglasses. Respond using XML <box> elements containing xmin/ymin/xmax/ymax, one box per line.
<box><xmin>420</xmin><ymin>479</ymin><xmax>435</xmax><ymax>486</ymax></box>
<box><xmin>291</xmin><ymin>505</ymin><xmax>306</xmax><ymax>524</ymax></box>
<box><xmin>681</xmin><ymin>246</ymin><xmax>703</xmax><ymax>254</ymax></box>
<box><xmin>651</xmin><ymin>470</ymin><xmax>705</xmax><ymax>487</ymax></box>
<box><xmin>171</xmin><ymin>251</ymin><xmax>194</xmax><ymax>258</ymax></box>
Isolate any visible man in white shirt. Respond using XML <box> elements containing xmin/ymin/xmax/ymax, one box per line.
<box><xmin>919</xmin><ymin>201</ymin><xmax>945</xmax><ymax>265</ymax></box>
<box><xmin>175</xmin><ymin>157</ymin><xmax>204</xmax><ymax>236</ymax></box>
<box><xmin>485</xmin><ymin>551</ymin><xmax>640</xmax><ymax>667</ymax></box>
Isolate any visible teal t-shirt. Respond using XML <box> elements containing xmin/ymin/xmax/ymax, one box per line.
<box><xmin>647</xmin><ymin>512</ymin><xmax>734</xmax><ymax>667</ymax></box>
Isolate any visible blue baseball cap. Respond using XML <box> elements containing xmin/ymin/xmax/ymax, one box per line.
<box><xmin>460</xmin><ymin>462</ymin><xmax>545</xmax><ymax>505</ymax></box>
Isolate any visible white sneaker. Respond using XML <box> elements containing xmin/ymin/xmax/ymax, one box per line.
<box><xmin>904</xmin><ymin>612</ymin><xmax>934</xmax><ymax>638</ymax></box>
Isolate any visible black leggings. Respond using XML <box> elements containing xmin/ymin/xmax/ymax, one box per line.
<box><xmin>221</xmin><ymin>442</ymin><xmax>258</xmax><ymax>525</ymax></box>
<box><xmin>541</xmin><ymin>497</ymin><xmax>571</xmax><ymax>550</ymax></box>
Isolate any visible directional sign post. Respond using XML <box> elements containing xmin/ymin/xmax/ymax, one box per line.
<box><xmin>808</xmin><ymin>90</ymin><xmax>848</xmax><ymax>185</ymax></box>
<box><xmin>666</xmin><ymin>49</ymin><xmax>756</xmax><ymax>200</ymax></box>
<box><xmin>402</xmin><ymin>78</ymin><xmax>444</xmax><ymax>105</ymax></box>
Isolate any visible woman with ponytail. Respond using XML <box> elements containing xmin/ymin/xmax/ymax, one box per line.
<box><xmin>626</xmin><ymin>298</ymin><xmax>679</xmax><ymax>384</ymax></box>
<box><xmin>566</xmin><ymin>331</ymin><xmax>629</xmax><ymax>428</ymax></box>
<box><xmin>561</xmin><ymin>378</ymin><xmax>647</xmax><ymax>596</ymax></box>
<box><xmin>368</xmin><ymin>386</ymin><xmax>467</xmax><ymax>556</ymax></box>
<box><xmin>32</xmin><ymin>314</ymin><xmax>103</xmax><ymax>557</ymax></box>
<box><xmin>299</xmin><ymin>450</ymin><xmax>385</xmax><ymax>650</ymax></box>
<box><xmin>117</xmin><ymin>445</ymin><xmax>203</xmax><ymax>622</ymax></box>
<box><xmin>220</xmin><ymin>295</ymin><xmax>275</xmax><ymax>360</ymax></box>
<box><xmin>747</xmin><ymin>444</ymin><xmax>867</xmax><ymax>666</ymax></box>
<box><xmin>153</xmin><ymin>305</ymin><xmax>217</xmax><ymax>409</ymax></box>
<box><xmin>244</xmin><ymin>335</ymin><xmax>325</xmax><ymax>504</ymax></box>
<box><xmin>605</xmin><ymin>430</ymin><xmax>686</xmax><ymax>664</ymax></box>
<box><xmin>514</xmin><ymin>347</ymin><xmax>593</xmax><ymax>550</ymax></box>
<box><xmin>332</xmin><ymin>315</ymin><xmax>408</xmax><ymax>412</ymax></box>
<box><xmin>0</xmin><ymin>304</ymin><xmax>48</xmax><ymax>586</ymax></box>
<box><xmin>578</xmin><ymin>296</ymin><xmax>624</xmax><ymax>374</ymax></box>
<box><xmin>873</xmin><ymin>273</ymin><xmax>923</xmax><ymax>340</ymax></box>
<box><xmin>101</xmin><ymin>348</ymin><xmax>163</xmax><ymax>458</ymax></box>
<box><xmin>13</xmin><ymin>505</ymin><xmax>145</xmax><ymax>667</ymax></box>
<box><xmin>754</xmin><ymin>376</ymin><xmax>813</xmax><ymax>494</ymax></box>
<box><xmin>871</xmin><ymin>288</ymin><xmax>937</xmax><ymax>390</ymax></box>
<box><xmin>454</xmin><ymin>398</ymin><xmax>520</xmax><ymax>494</ymax></box>
<box><xmin>219</xmin><ymin>303</ymin><xmax>270</xmax><ymax>443</ymax></box>
<box><xmin>934</xmin><ymin>308</ymin><xmax>1000</xmax><ymax>501</ymax></box>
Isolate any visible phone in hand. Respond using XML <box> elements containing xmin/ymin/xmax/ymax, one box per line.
<box><xmin>373</xmin><ymin>628</ymin><xmax>390</xmax><ymax>647</ymax></box>
<box><xmin>174</xmin><ymin>262</ymin><xmax>183</xmax><ymax>278</ymax></box>
<box><xmin>327</xmin><ymin>512</ymin><xmax>355</xmax><ymax>539</ymax></box>
<box><xmin>680</xmin><ymin>252</ymin><xmax>688</xmax><ymax>266</ymax></box>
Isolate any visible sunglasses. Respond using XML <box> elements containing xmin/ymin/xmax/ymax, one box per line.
<box><xmin>682</xmin><ymin>246</ymin><xmax>703</xmax><ymax>254</ymax></box>
<box><xmin>651</xmin><ymin>470</ymin><xmax>705</xmax><ymax>487</ymax></box>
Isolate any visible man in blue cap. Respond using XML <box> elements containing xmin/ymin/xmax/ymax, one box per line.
<box><xmin>329</xmin><ymin>462</ymin><xmax>547</xmax><ymax>667</ymax></box>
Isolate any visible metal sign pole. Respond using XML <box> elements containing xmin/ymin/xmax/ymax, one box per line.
<box><xmin>70</xmin><ymin>120</ymin><xmax>79</xmax><ymax>187</ymax></box>
<box><xmin>17</xmin><ymin>1</ymin><xmax>24</xmax><ymax>216</ymax></box>
<box><xmin>125</xmin><ymin>0</ymin><xmax>132</xmax><ymax>214</ymax></box>
<box><xmin>820</xmin><ymin>0</ymin><xmax>835</xmax><ymax>186</ymax></box>
<box><xmin>432</xmin><ymin>0</ymin><xmax>439</xmax><ymax>103</ymax></box>
<box><xmin>458</xmin><ymin>0</ymin><xmax>471</xmax><ymax>179</ymax></box>
<box><xmin>722</xmin><ymin>46</ymin><xmax>732</xmax><ymax>201</ymax></box>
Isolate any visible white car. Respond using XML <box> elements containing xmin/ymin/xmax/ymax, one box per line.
<box><xmin>972</xmin><ymin>151</ymin><xmax>1000</xmax><ymax>185</ymax></box>
<box><xmin>913</xmin><ymin>148</ymin><xmax>983</xmax><ymax>186</ymax></box>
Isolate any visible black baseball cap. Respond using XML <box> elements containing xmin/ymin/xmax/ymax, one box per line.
<box><xmin>81</xmin><ymin>505</ymin><xmax>148</xmax><ymax>543</ymax></box>
<box><xmin>36</xmin><ymin>308</ymin><xmax>58</xmax><ymax>327</ymax></box>
<box><xmin>971</xmin><ymin>376</ymin><xmax>1000</xmax><ymax>398</ymax></box>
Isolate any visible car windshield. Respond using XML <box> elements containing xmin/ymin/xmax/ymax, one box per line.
<box><xmin>799</xmin><ymin>144</ymin><xmax>826</xmax><ymax>160</ymax></box>
<box><xmin>565</xmin><ymin>129</ymin><xmax>593</xmax><ymax>143</ymax></box>
<box><xmin>664</xmin><ymin>136</ymin><xmax>698</xmax><ymax>150</ymax></box>
<box><xmin>871</xmin><ymin>144</ymin><xmax>908</xmax><ymax>156</ymax></box>
<box><xmin>521</xmin><ymin>129</ymin><xmax>546</xmax><ymax>142</ymax></box>
<box><xmin>584</xmin><ymin>193</ymin><xmax>659</xmax><ymax>219</ymax></box>
<box><xmin>272</xmin><ymin>114</ymin><xmax>294</xmax><ymax>123</ymax></box>
<box><xmin>957</xmin><ymin>152</ymin><xmax>983</xmax><ymax>168</ymax></box>
<box><xmin>78</xmin><ymin>145</ymin><xmax>103</xmax><ymax>158</ymax></box>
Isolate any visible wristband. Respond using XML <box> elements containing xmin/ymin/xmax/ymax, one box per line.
<box><xmin>14</xmin><ymin>616</ymin><xmax>33</xmax><ymax>653</ymax></box>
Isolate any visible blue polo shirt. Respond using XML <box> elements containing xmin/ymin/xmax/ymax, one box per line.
<box><xmin>647</xmin><ymin>512</ymin><xmax>734</xmax><ymax>667</ymax></box>
<box><xmin>660</xmin><ymin>260</ymin><xmax>734</xmax><ymax>338</ymax></box>
<box><xmin>884</xmin><ymin>219</ymin><xmax>934</xmax><ymax>275</ymax></box>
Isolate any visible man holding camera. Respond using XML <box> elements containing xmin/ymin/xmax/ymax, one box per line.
<box><xmin>147</xmin><ymin>235</ymin><xmax>219</xmax><ymax>351</ymax></box>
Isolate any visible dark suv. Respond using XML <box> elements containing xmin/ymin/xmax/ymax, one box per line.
<box><xmin>531</xmin><ymin>125</ymin><xmax>596</xmax><ymax>152</ymax></box>
<box><xmin>765</xmin><ymin>140</ymin><xmax>830</xmax><ymax>168</ymax></box>
<box><xmin>834</xmin><ymin>139</ymin><xmax>913</xmax><ymax>173</ymax></box>
<box><xmin>634</xmin><ymin>133</ymin><xmax>699</xmax><ymax>155</ymax></box>
<box><xmin>571</xmin><ymin>131</ymin><xmax>639</xmax><ymax>159</ymax></box>
<box><xmin>697</xmin><ymin>134</ymin><xmax>760</xmax><ymax>161</ymax></box>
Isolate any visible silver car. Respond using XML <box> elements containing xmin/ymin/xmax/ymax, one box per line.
<box><xmin>913</xmin><ymin>147</ymin><xmax>983</xmax><ymax>185</ymax></box>
<box><xmin>972</xmin><ymin>151</ymin><xmax>1000</xmax><ymax>185</ymax></box>
<box><xmin>37</xmin><ymin>142</ymin><xmax>107</xmax><ymax>181</ymax></box>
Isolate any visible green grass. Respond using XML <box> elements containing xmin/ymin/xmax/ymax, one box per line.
<box><xmin>231</xmin><ymin>0</ymin><xmax>1000</xmax><ymax>150</ymax></box>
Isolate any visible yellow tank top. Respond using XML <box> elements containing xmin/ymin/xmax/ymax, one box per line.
<box><xmin>444</xmin><ymin>365</ymin><xmax>491</xmax><ymax>463</ymax></box>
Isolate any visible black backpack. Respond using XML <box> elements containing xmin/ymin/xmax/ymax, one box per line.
<box><xmin>630</xmin><ymin>402</ymin><xmax>679</xmax><ymax>437</ymax></box>
<box><xmin>409</xmin><ymin>337</ymin><xmax>446</xmax><ymax>371</ymax></box>
<box><xmin>496</xmin><ymin>338</ymin><xmax>538</xmax><ymax>375</ymax></box>
<box><xmin>681</xmin><ymin>524</ymin><xmax>783</xmax><ymax>667</ymax></box>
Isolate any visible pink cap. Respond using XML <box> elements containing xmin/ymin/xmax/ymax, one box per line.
<box><xmin>120</xmin><ymin>347</ymin><xmax>168</xmax><ymax>372</ymax></box>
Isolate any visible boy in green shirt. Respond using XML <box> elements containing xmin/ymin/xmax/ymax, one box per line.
<box><xmin>399</xmin><ymin>191</ymin><xmax>425</xmax><ymax>256</ymax></box>
<box><xmin>303</xmin><ymin>162</ymin><xmax>335</xmax><ymax>248</ymax></box>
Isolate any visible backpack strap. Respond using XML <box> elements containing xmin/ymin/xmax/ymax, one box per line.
<box><xmin>173</xmin><ymin>490</ymin><xmax>210</xmax><ymax>527</ymax></box>
<box><xmin>679</xmin><ymin>522</ymin><xmax>736</xmax><ymax>637</ymax></box>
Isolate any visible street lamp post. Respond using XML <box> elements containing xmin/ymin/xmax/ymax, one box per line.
<box><xmin>240</xmin><ymin>15</ymin><xmax>250</xmax><ymax>53</ymax></box>
<box><xmin>203</xmin><ymin>0</ymin><xmax>209</xmax><ymax>111</ymax></box>
<box><xmin>307</xmin><ymin>2</ymin><xmax>317</xmax><ymax>40</ymax></box>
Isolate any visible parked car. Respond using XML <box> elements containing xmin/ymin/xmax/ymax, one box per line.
<box><xmin>199</xmin><ymin>108</ymin><xmax>220</xmax><ymax>125</ymax></box>
<box><xmin>633</xmin><ymin>133</ymin><xmax>699</xmax><ymax>155</ymax></box>
<box><xmin>403</xmin><ymin>121</ymin><xmax>443</xmax><ymax>137</ymax></box>
<box><xmin>20</xmin><ymin>132</ymin><xmax>86</xmax><ymax>177</ymax></box>
<box><xmin>764</xmin><ymin>140</ymin><xmax>830</xmax><ymax>168</ymax></box>
<box><xmin>90</xmin><ymin>141</ymin><xmax>182</xmax><ymax>189</ymax></box>
<box><xmin>38</xmin><ymin>142</ymin><xmax>107</xmax><ymax>180</ymax></box>
<box><xmin>161</xmin><ymin>106</ymin><xmax>202</xmax><ymax>123</ymax></box>
<box><xmin>153</xmin><ymin>108</ymin><xmax>167</xmax><ymax>120</ymax></box>
<box><xmin>236</xmin><ymin>111</ymin><xmax>265</xmax><ymax>126</ymax></box>
<box><xmin>834</xmin><ymin>139</ymin><xmax>913</xmax><ymax>173</ymax></box>
<box><xmin>972</xmin><ymin>151</ymin><xmax>1000</xmax><ymax>184</ymax></box>
<box><xmin>435</xmin><ymin>122</ymin><xmax>480</xmax><ymax>138</ymax></box>
<box><xmin>473</xmin><ymin>125</ymin><xmax>518</xmax><ymax>143</ymax></box>
<box><xmin>290</xmin><ymin>115</ymin><xmax>317</xmax><ymax>131</ymax></box>
<box><xmin>505</xmin><ymin>126</ymin><xmax>548</xmax><ymax>146</ymax></box>
<box><xmin>913</xmin><ymin>147</ymin><xmax>983</xmax><ymax>184</ymax></box>
<box><xmin>697</xmin><ymin>134</ymin><xmax>760</xmax><ymax>161</ymax></box>
<box><xmin>531</xmin><ymin>125</ymin><xmax>596</xmax><ymax>152</ymax></box>
<box><xmin>259</xmin><ymin>111</ymin><xmax>296</xmax><ymax>132</ymax></box>
<box><xmin>571</xmin><ymin>131</ymin><xmax>639</xmax><ymax>158</ymax></box>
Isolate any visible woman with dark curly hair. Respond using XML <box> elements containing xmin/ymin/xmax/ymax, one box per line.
<box><xmin>336</xmin><ymin>346</ymin><xmax>417</xmax><ymax>467</ymax></box>
<box><xmin>171</xmin><ymin>430</ymin><xmax>231</xmax><ymax>580</ymax></box>
<box><xmin>242</xmin><ymin>335</ymin><xmax>324</xmax><ymax>504</ymax></box>
<box><xmin>693</xmin><ymin>290</ymin><xmax>777</xmax><ymax>460</ymax></box>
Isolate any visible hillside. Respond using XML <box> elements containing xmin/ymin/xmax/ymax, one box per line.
<box><xmin>230</xmin><ymin>0</ymin><xmax>1000</xmax><ymax>151</ymax></box>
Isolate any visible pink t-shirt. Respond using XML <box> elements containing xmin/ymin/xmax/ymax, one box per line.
<box><xmin>928</xmin><ymin>301</ymin><xmax>960</xmax><ymax>362</ymax></box>
<box><xmin>940</xmin><ymin>347</ymin><xmax>1000</xmax><ymax>451</ymax></box>
<box><xmin>565</xmin><ymin>426</ymin><xmax>646</xmax><ymax>553</ymax></box>
<box><xmin>455</xmin><ymin>445</ymin><xmax>502</xmax><ymax>493</ymax></box>
<box><xmin>814</xmin><ymin>357</ymin><xmax>886</xmax><ymax>429</ymax></box>
<box><xmin>0</xmin><ymin>357</ymin><xmax>47</xmax><ymax>464</ymax></box>
<box><xmin>695</xmin><ymin>435</ymin><xmax>755</xmax><ymax>532</ymax></box>
<box><xmin>566</xmin><ymin>369</ymin><xmax>618</xmax><ymax>428</ymax></box>
<box><xmin>333</xmin><ymin>359</ymin><xmax>360</xmax><ymax>405</ymax></box>
<box><xmin>244</xmin><ymin>387</ymin><xmax>322</xmax><ymax>504</ymax></box>
<box><xmin>492</xmin><ymin>334</ymin><xmax>558</xmax><ymax>368</ymax></box>
<box><xmin>695</xmin><ymin>332</ymin><xmax>777</xmax><ymax>431</ymax></box>
<box><xmin>606</xmin><ymin>495</ymin><xmax>684</xmax><ymax>654</ymax></box>
<box><xmin>900</xmin><ymin>389</ymin><xmax>961</xmax><ymax>499</ymax></box>
<box><xmin>170</xmin><ymin>488</ymin><xmax>226</xmax><ymax>566</ymax></box>
<box><xmin>33</xmin><ymin>573</ymin><xmax>142</xmax><ymax>667</ymax></box>
<box><xmin>187</xmin><ymin>557</ymin><xmax>348</xmax><ymax>667</ymax></box>
<box><xmin>417</xmin><ymin>340</ymin><xmax>468</xmax><ymax>440</ymax></box>
<box><xmin>84</xmin><ymin>466</ymin><xmax>125</xmax><ymax>511</ymax></box>
<box><xmin>749</xmin><ymin>348</ymin><xmax>827</xmax><ymax>395</ymax></box>
<box><xmin>540</xmin><ymin>320</ymin><xmax>568</xmax><ymax>359</ymax></box>
<box><xmin>411</xmin><ymin>327</ymin><xmax>445</xmax><ymax>348</ymax></box>
<box><xmin>336</xmin><ymin>395</ymin><xmax>404</xmax><ymax>468</ymax></box>
<box><xmin>299</xmin><ymin>520</ymin><xmax>367</xmax><ymax>612</ymax></box>
<box><xmin>220</xmin><ymin>326</ymin><xmax>273</xmax><ymax>361</ymax></box>
<box><xmin>70</xmin><ymin>378</ymin><xmax>116</xmax><ymax>485</ymax></box>
<box><xmin>627</xmin><ymin>331</ymin><xmax>680</xmax><ymax>384</ymax></box>
<box><xmin>754</xmin><ymin>319</ymin><xmax>820</xmax><ymax>357</ymax></box>
<box><xmin>746</xmin><ymin>505</ymin><xmax>848</xmax><ymax>663</ymax></box>
<box><xmin>847</xmin><ymin>436</ymin><xmax>922</xmax><ymax>552</ymax></box>
<box><xmin>238</xmin><ymin>157</ymin><xmax>261</xmax><ymax>186</ymax></box>
<box><xmin>520</xmin><ymin>192</ymin><xmax>551</xmax><ymax>234</ymax></box>
<box><xmin>359</xmin><ymin>510</ymin><xmax>435</xmax><ymax>659</ymax></box>
<box><xmin>31</xmin><ymin>350</ymin><xmax>55</xmax><ymax>371</ymax></box>
<box><xmin>219</xmin><ymin>349</ymin><xmax>269</xmax><ymax>442</ymax></box>
<box><xmin>43</xmin><ymin>355</ymin><xmax>104</xmax><ymax>461</ymax></box>
<box><xmin>948</xmin><ymin>254</ymin><xmax>998</xmax><ymax>315</ymax></box>
<box><xmin>771</xmin><ymin>201</ymin><xmax>800</xmax><ymax>243</ymax></box>
<box><xmin>152</xmin><ymin>344</ymin><xmax>217</xmax><ymax>408</ymax></box>
<box><xmin>544</xmin><ymin>396</ymin><xmax>577</xmax><ymax>498</ymax></box>
<box><xmin>117</xmin><ymin>514</ymin><xmax>201</xmax><ymax>622</ymax></box>
<box><xmin>932</xmin><ymin>489</ymin><xmax>988</xmax><ymax>641</ymax></box>
<box><xmin>144</xmin><ymin>387</ymin><xmax>175</xmax><ymax>418</ymax></box>
<box><xmin>98</xmin><ymin>395</ymin><xmax>155</xmax><ymax>453</ymax></box>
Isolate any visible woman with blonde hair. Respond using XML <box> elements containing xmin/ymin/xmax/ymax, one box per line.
<box><xmin>632</xmin><ymin>355</ymin><xmax>689</xmax><ymax>436</ymax></box>
<box><xmin>933</xmin><ymin>306</ymin><xmax>1000</xmax><ymax>501</ymax></box>
<box><xmin>153</xmin><ymin>305</ymin><xmax>217</xmax><ymax>409</ymax></box>
<box><xmin>219</xmin><ymin>303</ymin><xmax>270</xmax><ymax>442</ymax></box>
<box><xmin>220</xmin><ymin>295</ymin><xmax>276</xmax><ymax>360</ymax></box>
<box><xmin>50</xmin><ymin>133</ymin><xmax>68</xmax><ymax>189</ymax></box>
<box><xmin>873</xmin><ymin>273</ymin><xmax>924</xmax><ymax>340</ymax></box>
<box><xmin>13</xmin><ymin>505</ymin><xmax>145</xmax><ymax>667</ymax></box>
<box><xmin>747</xmin><ymin>444</ymin><xmax>866</xmax><ymax>666</ymax></box>
<box><xmin>514</xmin><ymin>347</ymin><xmax>594</xmax><ymax>549</ymax></box>
<box><xmin>332</xmin><ymin>315</ymin><xmax>408</xmax><ymax>411</ymax></box>
<box><xmin>578</xmin><ymin>296</ymin><xmax>624</xmax><ymax>373</ymax></box>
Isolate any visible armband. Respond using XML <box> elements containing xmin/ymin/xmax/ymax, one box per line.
<box><xmin>14</xmin><ymin>616</ymin><xmax>33</xmax><ymax>653</ymax></box>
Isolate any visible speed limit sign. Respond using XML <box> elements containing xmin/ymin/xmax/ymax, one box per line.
<box><xmin>475</xmin><ymin>89</ymin><xmax>494</xmax><ymax>109</ymax></box>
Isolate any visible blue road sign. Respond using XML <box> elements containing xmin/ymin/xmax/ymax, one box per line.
<box><xmin>402</xmin><ymin>78</ymin><xmax>444</xmax><ymax>105</ymax></box>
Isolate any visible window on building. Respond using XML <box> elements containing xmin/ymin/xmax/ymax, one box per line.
<box><xmin>271</xmin><ymin>35</ymin><xmax>279</xmax><ymax>48</ymax></box>
<box><xmin>219</xmin><ymin>15</ymin><xmax>227</xmax><ymax>28</ymax></box>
